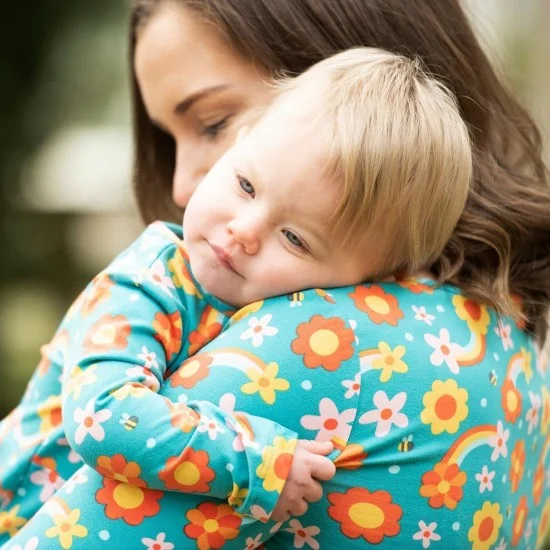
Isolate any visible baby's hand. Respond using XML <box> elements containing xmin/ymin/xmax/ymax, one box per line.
<box><xmin>270</xmin><ymin>439</ymin><xmax>336</xmax><ymax>522</ymax></box>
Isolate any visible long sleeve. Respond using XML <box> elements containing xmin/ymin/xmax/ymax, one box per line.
<box><xmin>60</xmin><ymin>224</ymin><xmax>298</xmax><ymax>518</ymax></box>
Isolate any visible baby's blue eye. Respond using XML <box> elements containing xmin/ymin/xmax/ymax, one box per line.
<box><xmin>239</xmin><ymin>176</ymin><xmax>255</xmax><ymax>196</ymax></box>
<box><xmin>283</xmin><ymin>230</ymin><xmax>304</xmax><ymax>248</ymax></box>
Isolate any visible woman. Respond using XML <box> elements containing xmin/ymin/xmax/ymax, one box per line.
<box><xmin>3</xmin><ymin>0</ymin><xmax>550</xmax><ymax>548</ymax></box>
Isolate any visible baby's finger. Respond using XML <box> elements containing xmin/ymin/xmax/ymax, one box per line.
<box><xmin>310</xmin><ymin>454</ymin><xmax>336</xmax><ymax>481</ymax></box>
<box><xmin>299</xmin><ymin>439</ymin><xmax>334</xmax><ymax>456</ymax></box>
<box><xmin>303</xmin><ymin>479</ymin><xmax>323</xmax><ymax>503</ymax></box>
<box><xmin>270</xmin><ymin>502</ymin><xmax>291</xmax><ymax>523</ymax></box>
<box><xmin>288</xmin><ymin>499</ymin><xmax>309</xmax><ymax>517</ymax></box>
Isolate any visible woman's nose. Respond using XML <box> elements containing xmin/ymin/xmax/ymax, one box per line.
<box><xmin>172</xmin><ymin>144</ymin><xmax>207</xmax><ymax>209</ymax></box>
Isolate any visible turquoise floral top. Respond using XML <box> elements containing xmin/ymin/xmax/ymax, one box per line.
<box><xmin>1</xmin><ymin>222</ymin><xmax>549</xmax><ymax>549</ymax></box>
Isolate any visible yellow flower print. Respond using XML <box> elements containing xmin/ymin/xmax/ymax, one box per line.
<box><xmin>452</xmin><ymin>295</ymin><xmax>491</xmax><ymax>335</ymax></box>
<box><xmin>372</xmin><ymin>342</ymin><xmax>408</xmax><ymax>382</ymax></box>
<box><xmin>111</xmin><ymin>383</ymin><xmax>148</xmax><ymax>400</ymax></box>
<box><xmin>467</xmin><ymin>501</ymin><xmax>502</xmax><ymax>550</ymax></box>
<box><xmin>231</xmin><ymin>300</ymin><xmax>264</xmax><ymax>323</ymax></box>
<box><xmin>45</xmin><ymin>508</ymin><xmax>87</xmax><ymax>549</ymax></box>
<box><xmin>65</xmin><ymin>364</ymin><xmax>98</xmax><ymax>400</ymax></box>
<box><xmin>0</xmin><ymin>505</ymin><xmax>27</xmax><ymax>537</ymax></box>
<box><xmin>37</xmin><ymin>395</ymin><xmax>63</xmax><ymax>434</ymax></box>
<box><xmin>421</xmin><ymin>379</ymin><xmax>468</xmax><ymax>434</ymax></box>
<box><xmin>519</xmin><ymin>347</ymin><xmax>533</xmax><ymax>383</ymax></box>
<box><xmin>167</xmin><ymin>249</ymin><xmax>202</xmax><ymax>298</ymax></box>
<box><xmin>257</xmin><ymin>436</ymin><xmax>297</xmax><ymax>493</ymax></box>
<box><xmin>228</xmin><ymin>483</ymin><xmax>249</xmax><ymax>508</ymax></box>
<box><xmin>241</xmin><ymin>362</ymin><xmax>290</xmax><ymax>405</ymax></box>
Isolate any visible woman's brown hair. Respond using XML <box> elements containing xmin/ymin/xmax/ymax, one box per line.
<box><xmin>130</xmin><ymin>0</ymin><xmax>550</xmax><ymax>342</ymax></box>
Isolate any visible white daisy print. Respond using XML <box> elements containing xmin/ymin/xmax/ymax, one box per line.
<box><xmin>424</xmin><ymin>329</ymin><xmax>461</xmax><ymax>374</ymax></box>
<box><xmin>64</xmin><ymin>470</ymin><xmax>89</xmax><ymax>494</ymax></box>
<box><xmin>142</xmin><ymin>532</ymin><xmax>174</xmax><ymax>550</ymax></box>
<box><xmin>240</xmin><ymin>314</ymin><xmax>279</xmax><ymax>347</ymax></box>
<box><xmin>301</xmin><ymin>398</ymin><xmax>355</xmax><ymax>442</ymax></box>
<box><xmin>525</xmin><ymin>391</ymin><xmax>541</xmax><ymax>435</ymax></box>
<box><xmin>29</xmin><ymin>467</ymin><xmax>65</xmax><ymax>502</ymax></box>
<box><xmin>73</xmin><ymin>399</ymin><xmax>112</xmax><ymax>444</ymax></box>
<box><xmin>197</xmin><ymin>415</ymin><xmax>225</xmax><ymax>440</ymax></box>
<box><xmin>284</xmin><ymin>519</ymin><xmax>320</xmax><ymax>549</ymax></box>
<box><xmin>145</xmin><ymin>260</ymin><xmax>175</xmax><ymax>296</ymax></box>
<box><xmin>488</xmin><ymin>420</ymin><xmax>509</xmax><ymax>461</ymax></box>
<box><xmin>412</xmin><ymin>306</ymin><xmax>435</xmax><ymax>326</ymax></box>
<box><xmin>475</xmin><ymin>465</ymin><xmax>495</xmax><ymax>492</ymax></box>
<box><xmin>359</xmin><ymin>391</ymin><xmax>408</xmax><ymax>437</ymax></box>
<box><xmin>137</xmin><ymin>346</ymin><xmax>159</xmax><ymax>370</ymax></box>
<box><xmin>244</xmin><ymin>534</ymin><xmax>263</xmax><ymax>550</ymax></box>
<box><xmin>495</xmin><ymin>321</ymin><xmax>513</xmax><ymax>351</ymax></box>
<box><xmin>342</xmin><ymin>373</ymin><xmax>361</xmax><ymax>399</ymax></box>
<box><xmin>412</xmin><ymin>521</ymin><xmax>441</xmax><ymax>548</ymax></box>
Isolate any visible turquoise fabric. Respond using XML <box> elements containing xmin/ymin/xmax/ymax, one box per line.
<box><xmin>1</xmin><ymin>222</ymin><xmax>549</xmax><ymax>548</ymax></box>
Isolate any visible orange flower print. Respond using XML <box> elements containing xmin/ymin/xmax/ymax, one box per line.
<box><xmin>165</xmin><ymin>401</ymin><xmax>201</xmax><ymax>433</ymax></box>
<box><xmin>185</xmin><ymin>501</ymin><xmax>242</xmax><ymax>549</ymax></box>
<box><xmin>467</xmin><ymin>501</ymin><xmax>503</xmax><ymax>550</ymax></box>
<box><xmin>95</xmin><ymin>455</ymin><xmax>162</xmax><ymax>525</ymax></box>
<box><xmin>96</xmin><ymin>454</ymin><xmax>144</xmax><ymax>484</ymax></box>
<box><xmin>533</xmin><ymin>460</ymin><xmax>544</xmax><ymax>505</ymax></box>
<box><xmin>159</xmin><ymin>448</ymin><xmax>215</xmax><ymax>493</ymax></box>
<box><xmin>171</xmin><ymin>354</ymin><xmax>213</xmax><ymax>389</ymax></box>
<box><xmin>501</xmin><ymin>379</ymin><xmax>522</xmax><ymax>423</ymax></box>
<box><xmin>328</xmin><ymin>487</ymin><xmax>402</xmax><ymax>543</ymax></box>
<box><xmin>291</xmin><ymin>315</ymin><xmax>355</xmax><ymax>371</ymax></box>
<box><xmin>152</xmin><ymin>311</ymin><xmax>182</xmax><ymax>361</ymax></box>
<box><xmin>84</xmin><ymin>314</ymin><xmax>131</xmax><ymax>352</ymax></box>
<box><xmin>396</xmin><ymin>277</ymin><xmax>433</xmax><ymax>294</ymax></box>
<box><xmin>420</xmin><ymin>462</ymin><xmax>466</xmax><ymax>509</ymax></box>
<box><xmin>96</xmin><ymin>478</ymin><xmax>162</xmax><ymax>526</ymax></box>
<box><xmin>348</xmin><ymin>286</ymin><xmax>404</xmax><ymax>326</ymax></box>
<box><xmin>188</xmin><ymin>307</ymin><xmax>224</xmax><ymax>355</ymax></box>
<box><xmin>334</xmin><ymin>444</ymin><xmax>368</xmax><ymax>470</ymax></box>
<box><xmin>511</xmin><ymin>496</ymin><xmax>528</xmax><ymax>546</ymax></box>
<box><xmin>509</xmin><ymin>440</ymin><xmax>525</xmax><ymax>493</ymax></box>
<box><xmin>81</xmin><ymin>274</ymin><xmax>114</xmax><ymax>317</ymax></box>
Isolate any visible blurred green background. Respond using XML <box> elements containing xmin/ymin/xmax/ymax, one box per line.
<box><xmin>0</xmin><ymin>0</ymin><xmax>549</xmax><ymax>420</ymax></box>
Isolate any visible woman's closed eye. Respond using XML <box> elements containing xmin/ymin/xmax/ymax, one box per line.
<box><xmin>238</xmin><ymin>175</ymin><xmax>255</xmax><ymax>197</ymax></box>
<box><xmin>201</xmin><ymin>116</ymin><xmax>231</xmax><ymax>141</ymax></box>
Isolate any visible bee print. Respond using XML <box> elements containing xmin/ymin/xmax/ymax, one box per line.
<box><xmin>120</xmin><ymin>413</ymin><xmax>139</xmax><ymax>431</ymax></box>
<box><xmin>489</xmin><ymin>369</ymin><xmax>498</xmax><ymax>386</ymax></box>
<box><xmin>288</xmin><ymin>292</ymin><xmax>305</xmax><ymax>307</ymax></box>
<box><xmin>398</xmin><ymin>435</ymin><xmax>414</xmax><ymax>453</ymax></box>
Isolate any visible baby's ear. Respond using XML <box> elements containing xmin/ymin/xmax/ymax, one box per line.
<box><xmin>236</xmin><ymin>125</ymin><xmax>250</xmax><ymax>143</ymax></box>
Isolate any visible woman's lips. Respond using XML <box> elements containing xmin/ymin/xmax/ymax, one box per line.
<box><xmin>209</xmin><ymin>243</ymin><xmax>240</xmax><ymax>275</ymax></box>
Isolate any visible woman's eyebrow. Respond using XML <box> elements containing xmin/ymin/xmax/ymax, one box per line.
<box><xmin>174</xmin><ymin>85</ymin><xmax>232</xmax><ymax>115</ymax></box>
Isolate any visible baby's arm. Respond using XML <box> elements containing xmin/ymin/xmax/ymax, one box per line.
<box><xmin>60</xmin><ymin>239</ymin><xmax>332</xmax><ymax>518</ymax></box>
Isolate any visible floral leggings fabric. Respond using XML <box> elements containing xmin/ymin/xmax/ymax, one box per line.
<box><xmin>2</xmin><ymin>259</ymin><xmax>550</xmax><ymax>547</ymax></box>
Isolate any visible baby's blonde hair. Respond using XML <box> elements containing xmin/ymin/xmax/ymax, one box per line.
<box><xmin>275</xmin><ymin>48</ymin><xmax>473</xmax><ymax>277</ymax></box>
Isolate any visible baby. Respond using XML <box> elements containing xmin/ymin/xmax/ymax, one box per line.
<box><xmin>0</xmin><ymin>48</ymin><xmax>471</xmax><ymax>541</ymax></box>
